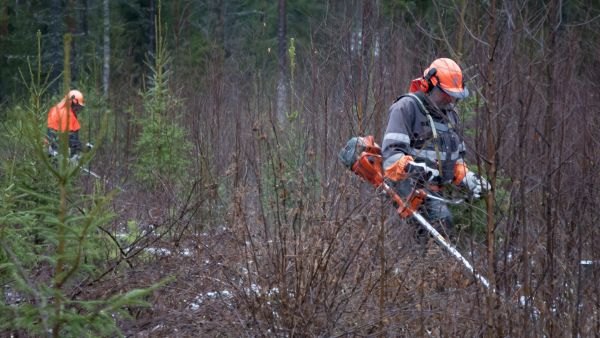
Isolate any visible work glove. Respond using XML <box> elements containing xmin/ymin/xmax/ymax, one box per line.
<box><xmin>462</xmin><ymin>171</ymin><xmax>490</xmax><ymax>199</ymax></box>
<box><xmin>405</xmin><ymin>161</ymin><xmax>440</xmax><ymax>183</ymax></box>
<box><xmin>48</xmin><ymin>146</ymin><xmax>58</xmax><ymax>158</ymax></box>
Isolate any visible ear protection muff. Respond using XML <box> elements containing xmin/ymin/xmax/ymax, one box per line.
<box><xmin>423</xmin><ymin>67</ymin><xmax>438</xmax><ymax>93</ymax></box>
<box><xmin>71</xmin><ymin>95</ymin><xmax>79</xmax><ymax>106</ymax></box>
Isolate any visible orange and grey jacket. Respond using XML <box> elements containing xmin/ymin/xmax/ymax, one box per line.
<box><xmin>46</xmin><ymin>99</ymin><xmax>82</xmax><ymax>155</ymax></box>
<box><xmin>47</xmin><ymin>99</ymin><xmax>80</xmax><ymax>132</ymax></box>
<box><xmin>382</xmin><ymin>92</ymin><xmax>467</xmax><ymax>185</ymax></box>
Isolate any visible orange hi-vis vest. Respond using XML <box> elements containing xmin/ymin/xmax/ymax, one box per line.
<box><xmin>47</xmin><ymin>99</ymin><xmax>80</xmax><ymax>132</ymax></box>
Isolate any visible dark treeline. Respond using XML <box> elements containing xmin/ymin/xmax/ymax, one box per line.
<box><xmin>1</xmin><ymin>0</ymin><xmax>600</xmax><ymax>336</ymax></box>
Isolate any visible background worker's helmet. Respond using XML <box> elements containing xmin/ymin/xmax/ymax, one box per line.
<box><xmin>422</xmin><ymin>58</ymin><xmax>469</xmax><ymax>99</ymax></box>
<box><xmin>67</xmin><ymin>89</ymin><xmax>85</xmax><ymax>106</ymax></box>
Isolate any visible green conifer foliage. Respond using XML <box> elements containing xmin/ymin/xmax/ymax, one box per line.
<box><xmin>0</xmin><ymin>32</ymin><xmax>161</xmax><ymax>338</ymax></box>
<box><xmin>0</xmin><ymin>94</ymin><xmax>159</xmax><ymax>337</ymax></box>
<box><xmin>132</xmin><ymin>3</ymin><xmax>192</xmax><ymax>188</ymax></box>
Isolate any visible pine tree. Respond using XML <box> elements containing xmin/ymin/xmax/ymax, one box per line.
<box><xmin>132</xmin><ymin>2</ymin><xmax>192</xmax><ymax>188</ymax></box>
<box><xmin>0</xmin><ymin>31</ymin><xmax>164</xmax><ymax>338</ymax></box>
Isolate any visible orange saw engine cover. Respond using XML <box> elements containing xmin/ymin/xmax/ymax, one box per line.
<box><xmin>338</xmin><ymin>135</ymin><xmax>384</xmax><ymax>187</ymax></box>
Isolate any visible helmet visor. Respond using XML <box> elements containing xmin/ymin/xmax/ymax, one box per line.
<box><xmin>440</xmin><ymin>85</ymin><xmax>469</xmax><ymax>100</ymax></box>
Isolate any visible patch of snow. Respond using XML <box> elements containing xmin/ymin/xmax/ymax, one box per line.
<box><xmin>206</xmin><ymin>290</ymin><xmax>233</xmax><ymax>298</ymax></box>
<box><xmin>4</xmin><ymin>286</ymin><xmax>23</xmax><ymax>306</ymax></box>
<box><xmin>144</xmin><ymin>247</ymin><xmax>172</xmax><ymax>256</ymax></box>
<box><xmin>188</xmin><ymin>290</ymin><xmax>235</xmax><ymax>310</ymax></box>
<box><xmin>519</xmin><ymin>296</ymin><xmax>526</xmax><ymax>307</ymax></box>
<box><xmin>249</xmin><ymin>283</ymin><xmax>261</xmax><ymax>295</ymax></box>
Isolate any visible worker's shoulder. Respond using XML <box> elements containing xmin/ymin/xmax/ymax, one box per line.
<box><xmin>48</xmin><ymin>101</ymin><xmax>64</xmax><ymax>111</ymax></box>
<box><xmin>389</xmin><ymin>94</ymin><xmax>420</xmax><ymax>113</ymax></box>
<box><xmin>47</xmin><ymin>104</ymin><xmax>58</xmax><ymax>115</ymax></box>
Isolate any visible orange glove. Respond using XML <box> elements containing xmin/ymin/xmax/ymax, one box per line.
<box><xmin>384</xmin><ymin>155</ymin><xmax>414</xmax><ymax>181</ymax></box>
<box><xmin>453</xmin><ymin>162</ymin><xmax>468</xmax><ymax>185</ymax></box>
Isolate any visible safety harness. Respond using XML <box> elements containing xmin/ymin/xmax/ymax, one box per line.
<box><xmin>404</xmin><ymin>93</ymin><xmax>446</xmax><ymax>177</ymax></box>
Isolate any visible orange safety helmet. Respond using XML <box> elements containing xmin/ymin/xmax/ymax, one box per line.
<box><xmin>67</xmin><ymin>89</ymin><xmax>85</xmax><ymax>106</ymax></box>
<box><xmin>409</xmin><ymin>58</ymin><xmax>469</xmax><ymax>99</ymax></box>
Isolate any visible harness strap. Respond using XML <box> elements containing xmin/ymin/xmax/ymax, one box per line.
<box><xmin>406</xmin><ymin>93</ymin><xmax>444</xmax><ymax>176</ymax></box>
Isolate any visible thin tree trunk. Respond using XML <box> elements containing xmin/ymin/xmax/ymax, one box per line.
<box><xmin>82</xmin><ymin>0</ymin><xmax>88</xmax><ymax>36</ymax></box>
<box><xmin>50</xmin><ymin>0</ymin><xmax>62</xmax><ymax>89</ymax></box>
<box><xmin>53</xmin><ymin>33</ymin><xmax>72</xmax><ymax>338</ymax></box>
<box><xmin>518</xmin><ymin>63</ymin><xmax>535</xmax><ymax>336</ymax></box>
<box><xmin>456</xmin><ymin>0</ymin><xmax>467</xmax><ymax>60</ymax></box>
<box><xmin>103</xmin><ymin>0</ymin><xmax>110</xmax><ymax>98</ymax></box>
<box><xmin>66</xmin><ymin>0</ymin><xmax>77</xmax><ymax>84</ymax></box>
<box><xmin>276</xmin><ymin>0</ymin><xmax>288</xmax><ymax>127</ymax></box>
<box><xmin>174</xmin><ymin>0</ymin><xmax>180</xmax><ymax>51</ymax></box>
<box><xmin>542</xmin><ymin>1</ymin><xmax>561</xmax><ymax>335</ymax></box>
<box><xmin>357</xmin><ymin>0</ymin><xmax>372</xmax><ymax>135</ymax></box>
<box><xmin>484</xmin><ymin>0</ymin><xmax>498</xmax><ymax>334</ymax></box>
<box><xmin>211</xmin><ymin>0</ymin><xmax>224</xmax><ymax>173</ymax></box>
<box><xmin>1</xmin><ymin>0</ymin><xmax>8</xmax><ymax>37</ymax></box>
<box><xmin>378</xmin><ymin>201</ymin><xmax>386</xmax><ymax>334</ymax></box>
<box><xmin>148</xmin><ymin>0</ymin><xmax>156</xmax><ymax>64</ymax></box>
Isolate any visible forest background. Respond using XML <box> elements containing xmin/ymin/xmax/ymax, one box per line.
<box><xmin>1</xmin><ymin>0</ymin><xmax>600</xmax><ymax>336</ymax></box>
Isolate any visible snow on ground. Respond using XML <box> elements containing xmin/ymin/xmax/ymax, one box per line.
<box><xmin>141</xmin><ymin>246</ymin><xmax>196</xmax><ymax>257</ymax></box>
<box><xmin>189</xmin><ymin>290</ymin><xmax>234</xmax><ymax>310</ymax></box>
<box><xmin>3</xmin><ymin>286</ymin><xmax>24</xmax><ymax>306</ymax></box>
<box><xmin>144</xmin><ymin>247</ymin><xmax>172</xmax><ymax>256</ymax></box>
<box><xmin>186</xmin><ymin>283</ymin><xmax>283</xmax><ymax>311</ymax></box>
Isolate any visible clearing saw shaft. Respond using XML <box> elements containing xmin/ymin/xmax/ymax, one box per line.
<box><xmin>379</xmin><ymin>181</ymin><xmax>491</xmax><ymax>290</ymax></box>
<box><xmin>339</xmin><ymin>135</ymin><xmax>493</xmax><ymax>293</ymax></box>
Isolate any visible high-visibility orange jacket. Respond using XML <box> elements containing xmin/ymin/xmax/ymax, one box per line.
<box><xmin>47</xmin><ymin>99</ymin><xmax>80</xmax><ymax>132</ymax></box>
